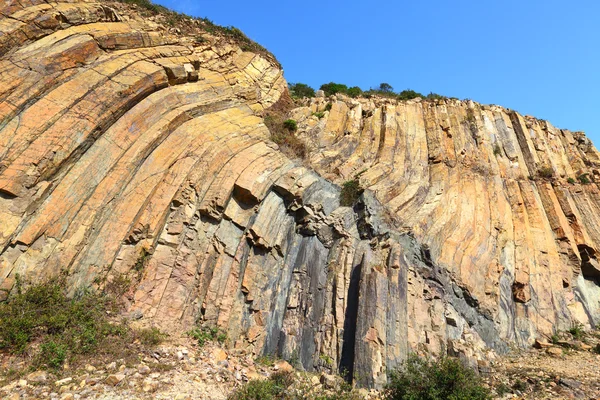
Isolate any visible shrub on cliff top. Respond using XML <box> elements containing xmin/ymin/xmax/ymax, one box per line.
<box><xmin>383</xmin><ymin>355</ymin><xmax>491</xmax><ymax>400</ymax></box>
<box><xmin>289</xmin><ymin>83</ymin><xmax>315</xmax><ymax>99</ymax></box>
<box><xmin>320</xmin><ymin>82</ymin><xmax>349</xmax><ymax>97</ymax></box>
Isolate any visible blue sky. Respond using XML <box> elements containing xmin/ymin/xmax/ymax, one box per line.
<box><xmin>154</xmin><ymin>0</ymin><xmax>600</xmax><ymax>144</ymax></box>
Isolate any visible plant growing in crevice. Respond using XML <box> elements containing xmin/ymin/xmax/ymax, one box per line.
<box><xmin>464</xmin><ymin>109</ymin><xmax>478</xmax><ymax>134</ymax></box>
<box><xmin>340</xmin><ymin>179</ymin><xmax>363</xmax><ymax>207</ymax></box>
<box><xmin>493</xmin><ymin>144</ymin><xmax>502</xmax><ymax>156</ymax></box>
<box><xmin>283</xmin><ymin>119</ymin><xmax>297</xmax><ymax>132</ymax></box>
<box><xmin>537</xmin><ymin>166</ymin><xmax>554</xmax><ymax>179</ymax></box>
<box><xmin>578</xmin><ymin>173</ymin><xmax>591</xmax><ymax>184</ymax></box>
<box><xmin>567</xmin><ymin>177</ymin><xmax>576</xmax><ymax>184</ymax></box>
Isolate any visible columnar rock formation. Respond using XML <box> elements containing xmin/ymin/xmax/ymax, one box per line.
<box><xmin>1</xmin><ymin>0</ymin><xmax>600</xmax><ymax>390</ymax></box>
<box><xmin>291</xmin><ymin>95</ymin><xmax>600</xmax><ymax>357</ymax></box>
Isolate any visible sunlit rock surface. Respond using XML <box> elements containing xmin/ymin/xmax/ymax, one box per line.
<box><xmin>1</xmin><ymin>0</ymin><xmax>600</xmax><ymax>389</ymax></box>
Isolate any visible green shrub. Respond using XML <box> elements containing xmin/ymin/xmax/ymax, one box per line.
<box><xmin>137</xmin><ymin>327</ymin><xmax>167</xmax><ymax>346</ymax></box>
<box><xmin>38</xmin><ymin>341</ymin><xmax>67</xmax><ymax>370</ymax></box>
<box><xmin>593</xmin><ymin>344</ymin><xmax>600</xmax><ymax>354</ymax></box>
<box><xmin>347</xmin><ymin>86</ymin><xmax>363</xmax><ymax>98</ymax></box>
<box><xmin>319</xmin><ymin>82</ymin><xmax>349</xmax><ymax>97</ymax></box>
<box><xmin>537</xmin><ymin>166</ymin><xmax>554</xmax><ymax>179</ymax></box>
<box><xmin>289</xmin><ymin>83</ymin><xmax>315</xmax><ymax>99</ymax></box>
<box><xmin>228</xmin><ymin>371</ymin><xmax>294</xmax><ymax>400</ymax></box>
<box><xmin>493</xmin><ymin>144</ymin><xmax>502</xmax><ymax>156</ymax></box>
<box><xmin>228</xmin><ymin>371</ymin><xmax>361</xmax><ymax>400</ymax></box>
<box><xmin>425</xmin><ymin>92</ymin><xmax>447</xmax><ymax>101</ymax></box>
<box><xmin>340</xmin><ymin>179</ymin><xmax>363</xmax><ymax>207</ymax></box>
<box><xmin>264</xmin><ymin>113</ymin><xmax>307</xmax><ymax>160</ymax></box>
<box><xmin>378</xmin><ymin>83</ymin><xmax>394</xmax><ymax>93</ymax></box>
<box><xmin>551</xmin><ymin>334</ymin><xmax>559</xmax><ymax>344</ymax></box>
<box><xmin>324</xmin><ymin>103</ymin><xmax>333</xmax><ymax>112</ymax></box>
<box><xmin>0</xmin><ymin>275</ymin><xmax>135</xmax><ymax>370</ymax></box>
<box><xmin>283</xmin><ymin>119</ymin><xmax>297</xmax><ymax>132</ymax></box>
<box><xmin>567</xmin><ymin>177</ymin><xmax>576</xmax><ymax>184</ymax></box>
<box><xmin>312</xmin><ymin>111</ymin><xmax>325</xmax><ymax>119</ymax></box>
<box><xmin>397</xmin><ymin>89</ymin><xmax>424</xmax><ymax>101</ymax></box>
<box><xmin>383</xmin><ymin>355</ymin><xmax>491</xmax><ymax>400</ymax></box>
<box><xmin>464</xmin><ymin>109</ymin><xmax>477</xmax><ymax>133</ymax></box>
<box><xmin>569</xmin><ymin>323</ymin><xmax>584</xmax><ymax>339</ymax></box>
<box><xmin>188</xmin><ymin>326</ymin><xmax>227</xmax><ymax>347</ymax></box>
<box><xmin>578</xmin><ymin>174</ymin><xmax>591</xmax><ymax>184</ymax></box>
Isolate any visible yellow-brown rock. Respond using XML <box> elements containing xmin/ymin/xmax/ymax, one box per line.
<box><xmin>294</xmin><ymin>94</ymin><xmax>600</xmax><ymax>356</ymax></box>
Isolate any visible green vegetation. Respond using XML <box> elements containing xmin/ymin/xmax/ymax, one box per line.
<box><xmin>319</xmin><ymin>82</ymin><xmax>350</xmax><ymax>97</ymax></box>
<box><xmin>396</xmin><ymin>89</ymin><xmax>424</xmax><ymax>100</ymax></box>
<box><xmin>283</xmin><ymin>119</ymin><xmax>298</xmax><ymax>132</ymax></box>
<box><xmin>578</xmin><ymin>173</ymin><xmax>591</xmax><ymax>184</ymax></box>
<box><xmin>493</xmin><ymin>144</ymin><xmax>502</xmax><ymax>156</ymax></box>
<box><xmin>346</xmin><ymin>86</ymin><xmax>363</xmax><ymax>98</ymax></box>
<box><xmin>312</xmin><ymin>111</ymin><xmax>325</xmax><ymax>119</ymax></box>
<box><xmin>340</xmin><ymin>179</ymin><xmax>363</xmax><ymax>207</ymax></box>
<box><xmin>383</xmin><ymin>355</ymin><xmax>491</xmax><ymax>400</ymax></box>
<box><xmin>228</xmin><ymin>371</ymin><xmax>361</xmax><ymax>400</ymax></box>
<box><xmin>569</xmin><ymin>323</ymin><xmax>584</xmax><ymax>340</ymax></box>
<box><xmin>188</xmin><ymin>326</ymin><xmax>227</xmax><ymax>347</ymax></box>
<box><xmin>289</xmin><ymin>83</ymin><xmax>315</xmax><ymax>99</ymax></box>
<box><xmin>116</xmin><ymin>0</ymin><xmax>278</xmax><ymax>67</ymax></box>
<box><xmin>137</xmin><ymin>327</ymin><xmax>167</xmax><ymax>346</ymax></box>
<box><xmin>0</xmin><ymin>274</ymin><xmax>164</xmax><ymax>371</ymax></box>
<box><xmin>324</xmin><ymin>102</ymin><xmax>333</xmax><ymax>112</ymax></box>
<box><xmin>464</xmin><ymin>109</ymin><xmax>477</xmax><ymax>133</ymax></box>
<box><xmin>537</xmin><ymin>166</ymin><xmax>554</xmax><ymax>179</ymax></box>
<box><xmin>567</xmin><ymin>177</ymin><xmax>576</xmax><ymax>184</ymax></box>
<box><xmin>264</xmin><ymin>113</ymin><xmax>307</xmax><ymax>160</ymax></box>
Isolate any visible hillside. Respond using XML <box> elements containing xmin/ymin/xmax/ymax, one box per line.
<box><xmin>1</xmin><ymin>0</ymin><xmax>600</xmax><ymax>397</ymax></box>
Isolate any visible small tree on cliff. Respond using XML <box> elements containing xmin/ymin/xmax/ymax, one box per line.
<box><xmin>378</xmin><ymin>82</ymin><xmax>394</xmax><ymax>93</ymax></box>
<box><xmin>288</xmin><ymin>83</ymin><xmax>315</xmax><ymax>99</ymax></box>
<box><xmin>319</xmin><ymin>82</ymin><xmax>349</xmax><ymax>97</ymax></box>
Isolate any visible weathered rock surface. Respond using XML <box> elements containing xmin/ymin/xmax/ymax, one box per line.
<box><xmin>2</xmin><ymin>0</ymin><xmax>600</xmax><ymax>391</ymax></box>
<box><xmin>292</xmin><ymin>94</ymin><xmax>600</xmax><ymax>359</ymax></box>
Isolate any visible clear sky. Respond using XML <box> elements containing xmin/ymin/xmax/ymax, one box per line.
<box><xmin>154</xmin><ymin>0</ymin><xmax>600</xmax><ymax>144</ymax></box>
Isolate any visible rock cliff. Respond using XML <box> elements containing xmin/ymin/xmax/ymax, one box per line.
<box><xmin>1</xmin><ymin>0</ymin><xmax>600</xmax><ymax>390</ymax></box>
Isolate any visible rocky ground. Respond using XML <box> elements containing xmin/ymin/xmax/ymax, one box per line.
<box><xmin>3</xmin><ymin>330</ymin><xmax>600</xmax><ymax>400</ymax></box>
<box><xmin>0</xmin><ymin>333</ymin><xmax>377</xmax><ymax>400</ymax></box>
<box><xmin>483</xmin><ymin>331</ymin><xmax>600</xmax><ymax>399</ymax></box>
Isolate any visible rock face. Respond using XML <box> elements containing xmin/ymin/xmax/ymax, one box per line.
<box><xmin>291</xmin><ymin>95</ymin><xmax>600</xmax><ymax>359</ymax></box>
<box><xmin>2</xmin><ymin>0</ymin><xmax>600</xmax><ymax>390</ymax></box>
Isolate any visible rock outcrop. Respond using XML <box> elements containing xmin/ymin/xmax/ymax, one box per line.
<box><xmin>291</xmin><ymin>95</ymin><xmax>600</xmax><ymax>360</ymax></box>
<box><xmin>2</xmin><ymin>0</ymin><xmax>600</xmax><ymax>390</ymax></box>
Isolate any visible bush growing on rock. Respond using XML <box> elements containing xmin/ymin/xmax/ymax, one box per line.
<box><xmin>264</xmin><ymin>114</ymin><xmax>307</xmax><ymax>160</ymax></box>
<box><xmin>397</xmin><ymin>89</ymin><xmax>424</xmax><ymax>101</ymax></box>
<box><xmin>320</xmin><ymin>82</ymin><xmax>349</xmax><ymax>97</ymax></box>
<box><xmin>347</xmin><ymin>86</ymin><xmax>363</xmax><ymax>98</ymax></box>
<box><xmin>283</xmin><ymin>119</ymin><xmax>298</xmax><ymax>132</ymax></box>
<box><xmin>383</xmin><ymin>354</ymin><xmax>491</xmax><ymax>400</ymax></box>
<box><xmin>340</xmin><ymin>179</ymin><xmax>363</xmax><ymax>207</ymax></box>
<box><xmin>537</xmin><ymin>166</ymin><xmax>554</xmax><ymax>179</ymax></box>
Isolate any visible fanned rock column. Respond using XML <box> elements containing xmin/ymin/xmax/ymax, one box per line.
<box><xmin>0</xmin><ymin>0</ymin><xmax>417</xmax><ymax>389</ymax></box>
